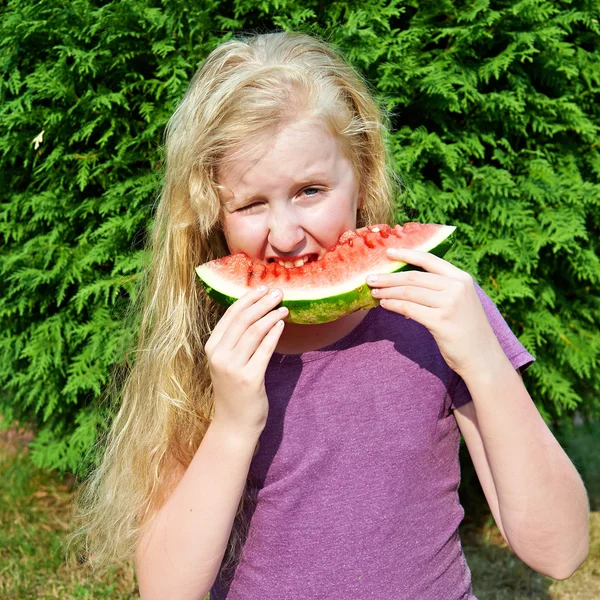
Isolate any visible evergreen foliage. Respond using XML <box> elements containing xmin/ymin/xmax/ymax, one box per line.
<box><xmin>1</xmin><ymin>0</ymin><xmax>599</xmax><ymax>475</ymax></box>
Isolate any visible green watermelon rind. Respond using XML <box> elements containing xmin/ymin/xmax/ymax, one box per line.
<box><xmin>196</xmin><ymin>232</ymin><xmax>455</xmax><ymax>325</ymax></box>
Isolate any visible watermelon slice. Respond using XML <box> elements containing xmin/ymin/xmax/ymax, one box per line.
<box><xmin>195</xmin><ymin>223</ymin><xmax>456</xmax><ymax>324</ymax></box>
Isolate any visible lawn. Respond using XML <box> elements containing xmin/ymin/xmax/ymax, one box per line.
<box><xmin>0</xmin><ymin>421</ymin><xmax>598</xmax><ymax>599</ymax></box>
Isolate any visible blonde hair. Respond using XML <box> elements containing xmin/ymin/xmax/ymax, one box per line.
<box><xmin>69</xmin><ymin>31</ymin><xmax>397</xmax><ymax>570</ymax></box>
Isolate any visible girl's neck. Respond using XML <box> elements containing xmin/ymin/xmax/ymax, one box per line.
<box><xmin>274</xmin><ymin>310</ymin><xmax>369</xmax><ymax>355</ymax></box>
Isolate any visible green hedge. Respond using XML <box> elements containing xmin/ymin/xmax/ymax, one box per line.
<box><xmin>1</xmin><ymin>0</ymin><xmax>599</xmax><ymax>475</ymax></box>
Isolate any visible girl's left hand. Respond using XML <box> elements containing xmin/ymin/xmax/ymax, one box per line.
<box><xmin>366</xmin><ymin>247</ymin><xmax>503</xmax><ymax>379</ymax></box>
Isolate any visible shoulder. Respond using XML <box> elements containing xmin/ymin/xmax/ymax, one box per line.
<box><xmin>470</xmin><ymin>281</ymin><xmax>535</xmax><ymax>370</ymax></box>
<box><xmin>471</xmin><ymin>281</ymin><xmax>516</xmax><ymax>335</ymax></box>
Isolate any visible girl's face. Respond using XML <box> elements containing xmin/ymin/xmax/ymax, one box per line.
<box><xmin>218</xmin><ymin>120</ymin><xmax>361</xmax><ymax>266</ymax></box>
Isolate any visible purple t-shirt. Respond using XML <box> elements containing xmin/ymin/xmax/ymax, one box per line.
<box><xmin>211</xmin><ymin>286</ymin><xmax>534</xmax><ymax>599</ymax></box>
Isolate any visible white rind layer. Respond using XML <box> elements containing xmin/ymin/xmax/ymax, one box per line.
<box><xmin>196</xmin><ymin>225</ymin><xmax>456</xmax><ymax>301</ymax></box>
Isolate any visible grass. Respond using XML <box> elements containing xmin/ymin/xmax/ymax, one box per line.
<box><xmin>0</xmin><ymin>422</ymin><xmax>598</xmax><ymax>599</ymax></box>
<box><xmin>0</xmin><ymin>432</ymin><xmax>138</xmax><ymax>599</ymax></box>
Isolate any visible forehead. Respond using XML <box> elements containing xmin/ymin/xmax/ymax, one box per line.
<box><xmin>217</xmin><ymin>120</ymin><xmax>347</xmax><ymax>198</ymax></box>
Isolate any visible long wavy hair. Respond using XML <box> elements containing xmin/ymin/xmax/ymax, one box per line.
<box><xmin>69</xmin><ymin>31</ymin><xmax>398</xmax><ymax>571</ymax></box>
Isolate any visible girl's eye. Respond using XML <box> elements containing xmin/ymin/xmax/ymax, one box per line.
<box><xmin>238</xmin><ymin>202</ymin><xmax>263</xmax><ymax>212</ymax></box>
<box><xmin>302</xmin><ymin>187</ymin><xmax>320</xmax><ymax>197</ymax></box>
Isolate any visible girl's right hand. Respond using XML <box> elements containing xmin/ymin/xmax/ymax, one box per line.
<box><xmin>204</xmin><ymin>286</ymin><xmax>287</xmax><ymax>437</ymax></box>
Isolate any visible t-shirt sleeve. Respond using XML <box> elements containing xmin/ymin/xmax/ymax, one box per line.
<box><xmin>450</xmin><ymin>282</ymin><xmax>535</xmax><ymax>410</ymax></box>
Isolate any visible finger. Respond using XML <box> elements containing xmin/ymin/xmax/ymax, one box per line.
<box><xmin>234</xmin><ymin>305</ymin><xmax>289</xmax><ymax>364</ymax></box>
<box><xmin>371</xmin><ymin>285</ymin><xmax>443</xmax><ymax>308</ymax></box>
<box><xmin>208</xmin><ymin>285</ymin><xmax>271</xmax><ymax>348</ymax></box>
<box><xmin>379</xmin><ymin>298</ymin><xmax>436</xmax><ymax>324</ymax></box>
<box><xmin>385</xmin><ymin>248</ymin><xmax>464</xmax><ymax>278</ymax></box>
<box><xmin>366</xmin><ymin>270</ymin><xmax>447</xmax><ymax>291</ymax></box>
<box><xmin>218</xmin><ymin>288</ymin><xmax>283</xmax><ymax>352</ymax></box>
<box><xmin>246</xmin><ymin>314</ymin><xmax>286</xmax><ymax>373</ymax></box>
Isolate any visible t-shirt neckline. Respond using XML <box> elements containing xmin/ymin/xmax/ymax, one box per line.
<box><xmin>269</xmin><ymin>308</ymin><xmax>379</xmax><ymax>365</ymax></box>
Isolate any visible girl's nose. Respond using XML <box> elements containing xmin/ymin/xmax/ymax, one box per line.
<box><xmin>267</xmin><ymin>211</ymin><xmax>305</xmax><ymax>254</ymax></box>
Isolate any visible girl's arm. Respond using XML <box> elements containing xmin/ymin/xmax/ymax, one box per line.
<box><xmin>136</xmin><ymin>286</ymin><xmax>287</xmax><ymax>599</ymax></box>
<box><xmin>366</xmin><ymin>247</ymin><xmax>590</xmax><ymax>580</ymax></box>
<box><xmin>453</xmin><ymin>362</ymin><xmax>589</xmax><ymax>580</ymax></box>
<box><xmin>135</xmin><ymin>420</ymin><xmax>259</xmax><ymax>600</ymax></box>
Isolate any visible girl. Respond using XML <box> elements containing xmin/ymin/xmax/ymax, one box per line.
<box><xmin>74</xmin><ymin>32</ymin><xmax>589</xmax><ymax>599</ymax></box>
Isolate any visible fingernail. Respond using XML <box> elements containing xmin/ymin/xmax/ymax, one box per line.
<box><xmin>270</xmin><ymin>288</ymin><xmax>281</xmax><ymax>297</ymax></box>
<box><xmin>367</xmin><ymin>275</ymin><xmax>378</xmax><ymax>284</ymax></box>
<box><xmin>387</xmin><ymin>248</ymin><xmax>400</xmax><ymax>256</ymax></box>
<box><xmin>257</xmin><ymin>285</ymin><xmax>267</xmax><ymax>292</ymax></box>
<box><xmin>278</xmin><ymin>306</ymin><xmax>288</xmax><ymax>314</ymax></box>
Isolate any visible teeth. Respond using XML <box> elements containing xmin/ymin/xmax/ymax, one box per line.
<box><xmin>275</xmin><ymin>255</ymin><xmax>311</xmax><ymax>269</ymax></box>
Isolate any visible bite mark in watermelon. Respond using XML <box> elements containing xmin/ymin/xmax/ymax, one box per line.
<box><xmin>195</xmin><ymin>223</ymin><xmax>456</xmax><ymax>324</ymax></box>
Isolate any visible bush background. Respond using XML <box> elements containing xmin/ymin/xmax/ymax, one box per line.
<box><xmin>1</xmin><ymin>0</ymin><xmax>599</xmax><ymax>478</ymax></box>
